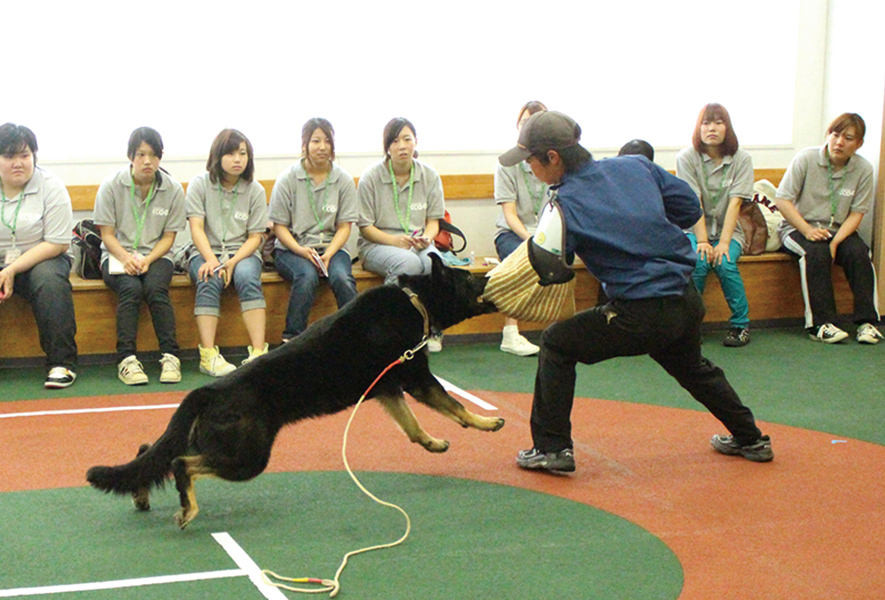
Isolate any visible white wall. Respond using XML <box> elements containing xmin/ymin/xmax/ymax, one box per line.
<box><xmin>26</xmin><ymin>0</ymin><xmax>879</xmax><ymax>258</ymax></box>
<box><xmin>823</xmin><ymin>0</ymin><xmax>885</xmax><ymax>243</ymax></box>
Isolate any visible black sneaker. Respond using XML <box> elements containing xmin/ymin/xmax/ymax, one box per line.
<box><xmin>809</xmin><ymin>323</ymin><xmax>848</xmax><ymax>344</ymax></box>
<box><xmin>711</xmin><ymin>434</ymin><xmax>773</xmax><ymax>462</ymax></box>
<box><xmin>44</xmin><ymin>367</ymin><xmax>77</xmax><ymax>389</ymax></box>
<box><xmin>723</xmin><ymin>327</ymin><xmax>750</xmax><ymax>347</ymax></box>
<box><xmin>516</xmin><ymin>448</ymin><xmax>575</xmax><ymax>472</ymax></box>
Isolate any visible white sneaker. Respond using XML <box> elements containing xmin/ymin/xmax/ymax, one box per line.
<box><xmin>500</xmin><ymin>333</ymin><xmax>540</xmax><ymax>356</ymax></box>
<box><xmin>159</xmin><ymin>353</ymin><xmax>182</xmax><ymax>383</ymax></box>
<box><xmin>241</xmin><ymin>343</ymin><xmax>269</xmax><ymax>365</ymax></box>
<box><xmin>809</xmin><ymin>323</ymin><xmax>849</xmax><ymax>344</ymax></box>
<box><xmin>199</xmin><ymin>345</ymin><xmax>236</xmax><ymax>377</ymax></box>
<box><xmin>857</xmin><ymin>323</ymin><xmax>883</xmax><ymax>344</ymax></box>
<box><xmin>118</xmin><ymin>355</ymin><xmax>148</xmax><ymax>386</ymax></box>
<box><xmin>427</xmin><ymin>334</ymin><xmax>443</xmax><ymax>353</ymax></box>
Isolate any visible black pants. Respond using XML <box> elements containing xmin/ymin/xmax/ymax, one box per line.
<box><xmin>102</xmin><ymin>259</ymin><xmax>179</xmax><ymax>363</ymax></box>
<box><xmin>531</xmin><ymin>283</ymin><xmax>762</xmax><ymax>452</ymax></box>
<box><xmin>783</xmin><ymin>231</ymin><xmax>879</xmax><ymax>329</ymax></box>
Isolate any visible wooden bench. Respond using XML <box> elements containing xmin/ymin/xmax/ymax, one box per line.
<box><xmin>0</xmin><ymin>263</ymin><xmax>598</xmax><ymax>359</ymax></box>
<box><xmin>0</xmin><ymin>167</ymin><xmax>856</xmax><ymax>361</ymax></box>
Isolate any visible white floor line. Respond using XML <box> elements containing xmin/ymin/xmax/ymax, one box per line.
<box><xmin>0</xmin><ymin>568</ymin><xmax>245</xmax><ymax>597</ymax></box>
<box><xmin>433</xmin><ymin>375</ymin><xmax>498</xmax><ymax>411</ymax></box>
<box><xmin>212</xmin><ymin>532</ymin><xmax>289</xmax><ymax>600</ymax></box>
<box><xmin>0</xmin><ymin>404</ymin><xmax>180</xmax><ymax>420</ymax></box>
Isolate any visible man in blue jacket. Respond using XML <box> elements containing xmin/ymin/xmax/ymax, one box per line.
<box><xmin>499</xmin><ymin>111</ymin><xmax>772</xmax><ymax>473</ymax></box>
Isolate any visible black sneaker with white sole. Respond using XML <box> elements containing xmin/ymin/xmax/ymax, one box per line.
<box><xmin>723</xmin><ymin>327</ymin><xmax>750</xmax><ymax>347</ymax></box>
<box><xmin>44</xmin><ymin>367</ymin><xmax>77</xmax><ymax>389</ymax></box>
<box><xmin>711</xmin><ymin>434</ymin><xmax>773</xmax><ymax>462</ymax></box>
<box><xmin>516</xmin><ymin>448</ymin><xmax>575</xmax><ymax>472</ymax></box>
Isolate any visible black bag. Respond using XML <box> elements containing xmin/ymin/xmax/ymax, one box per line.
<box><xmin>72</xmin><ymin>219</ymin><xmax>102</xmax><ymax>279</ymax></box>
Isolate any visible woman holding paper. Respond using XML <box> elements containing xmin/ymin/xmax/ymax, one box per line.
<box><xmin>270</xmin><ymin>118</ymin><xmax>358</xmax><ymax>342</ymax></box>
<box><xmin>94</xmin><ymin>127</ymin><xmax>186</xmax><ymax>385</ymax></box>
<box><xmin>357</xmin><ymin>117</ymin><xmax>445</xmax><ymax>351</ymax></box>
<box><xmin>186</xmin><ymin>128</ymin><xmax>268</xmax><ymax>376</ymax></box>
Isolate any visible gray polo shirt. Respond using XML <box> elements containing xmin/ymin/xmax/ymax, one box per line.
<box><xmin>675</xmin><ymin>147</ymin><xmax>754</xmax><ymax>246</ymax></box>
<box><xmin>186</xmin><ymin>173</ymin><xmax>267</xmax><ymax>257</ymax></box>
<box><xmin>0</xmin><ymin>168</ymin><xmax>73</xmax><ymax>260</ymax></box>
<box><xmin>93</xmin><ymin>167</ymin><xmax>186</xmax><ymax>264</ymax></box>
<box><xmin>268</xmin><ymin>161</ymin><xmax>357</xmax><ymax>252</ymax></box>
<box><xmin>494</xmin><ymin>161</ymin><xmax>548</xmax><ymax>239</ymax></box>
<box><xmin>775</xmin><ymin>145</ymin><xmax>874</xmax><ymax>240</ymax></box>
<box><xmin>357</xmin><ymin>158</ymin><xmax>445</xmax><ymax>253</ymax></box>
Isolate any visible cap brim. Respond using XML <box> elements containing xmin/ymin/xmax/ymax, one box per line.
<box><xmin>498</xmin><ymin>145</ymin><xmax>531</xmax><ymax>167</ymax></box>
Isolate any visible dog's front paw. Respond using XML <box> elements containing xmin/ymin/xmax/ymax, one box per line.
<box><xmin>478</xmin><ymin>416</ymin><xmax>505</xmax><ymax>432</ymax></box>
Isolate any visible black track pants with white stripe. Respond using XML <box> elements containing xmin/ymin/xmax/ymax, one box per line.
<box><xmin>783</xmin><ymin>231</ymin><xmax>880</xmax><ymax>329</ymax></box>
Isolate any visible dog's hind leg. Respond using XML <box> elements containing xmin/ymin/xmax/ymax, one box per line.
<box><xmin>131</xmin><ymin>443</ymin><xmax>152</xmax><ymax>511</ymax></box>
<box><xmin>408</xmin><ymin>376</ymin><xmax>505</xmax><ymax>433</ymax></box>
<box><xmin>377</xmin><ymin>394</ymin><xmax>450</xmax><ymax>453</ymax></box>
<box><xmin>171</xmin><ymin>455</ymin><xmax>217</xmax><ymax>529</ymax></box>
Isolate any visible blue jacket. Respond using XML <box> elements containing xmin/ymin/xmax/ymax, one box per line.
<box><xmin>554</xmin><ymin>155</ymin><xmax>701</xmax><ymax>300</ymax></box>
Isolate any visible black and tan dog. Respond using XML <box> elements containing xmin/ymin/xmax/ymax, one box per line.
<box><xmin>87</xmin><ymin>254</ymin><xmax>503</xmax><ymax>528</ymax></box>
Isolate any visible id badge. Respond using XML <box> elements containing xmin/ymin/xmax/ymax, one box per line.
<box><xmin>3</xmin><ymin>247</ymin><xmax>21</xmax><ymax>266</ymax></box>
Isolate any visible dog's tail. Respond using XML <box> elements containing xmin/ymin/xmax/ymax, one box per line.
<box><xmin>86</xmin><ymin>388</ymin><xmax>211</xmax><ymax>495</ymax></box>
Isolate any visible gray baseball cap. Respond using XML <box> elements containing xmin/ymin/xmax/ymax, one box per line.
<box><xmin>499</xmin><ymin>111</ymin><xmax>581</xmax><ymax>166</ymax></box>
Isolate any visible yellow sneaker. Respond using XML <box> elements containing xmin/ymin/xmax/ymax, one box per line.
<box><xmin>242</xmin><ymin>343</ymin><xmax>269</xmax><ymax>365</ymax></box>
<box><xmin>199</xmin><ymin>345</ymin><xmax>236</xmax><ymax>377</ymax></box>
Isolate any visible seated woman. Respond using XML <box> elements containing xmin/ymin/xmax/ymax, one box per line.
<box><xmin>270</xmin><ymin>118</ymin><xmax>358</xmax><ymax>342</ymax></box>
<box><xmin>675</xmin><ymin>103</ymin><xmax>754</xmax><ymax>347</ymax></box>
<box><xmin>357</xmin><ymin>117</ymin><xmax>445</xmax><ymax>351</ymax></box>
<box><xmin>493</xmin><ymin>101</ymin><xmax>548</xmax><ymax>357</ymax></box>
<box><xmin>0</xmin><ymin>123</ymin><xmax>78</xmax><ymax>388</ymax></box>
<box><xmin>94</xmin><ymin>127</ymin><xmax>186</xmax><ymax>385</ymax></box>
<box><xmin>186</xmin><ymin>128</ymin><xmax>268</xmax><ymax>375</ymax></box>
<box><xmin>774</xmin><ymin>112</ymin><xmax>881</xmax><ymax>344</ymax></box>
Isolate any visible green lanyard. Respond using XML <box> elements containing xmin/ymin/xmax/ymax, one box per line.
<box><xmin>0</xmin><ymin>189</ymin><xmax>25</xmax><ymax>244</ymax></box>
<box><xmin>305</xmin><ymin>171</ymin><xmax>332</xmax><ymax>230</ymax></box>
<box><xmin>128</xmin><ymin>176</ymin><xmax>157</xmax><ymax>252</ymax></box>
<box><xmin>388</xmin><ymin>160</ymin><xmax>415</xmax><ymax>234</ymax></box>
<box><xmin>218</xmin><ymin>183</ymin><xmax>239</xmax><ymax>251</ymax></box>
<box><xmin>521</xmin><ymin>167</ymin><xmax>548</xmax><ymax>217</ymax></box>
<box><xmin>825</xmin><ymin>153</ymin><xmax>845</xmax><ymax>228</ymax></box>
<box><xmin>700</xmin><ymin>159</ymin><xmax>730</xmax><ymax>208</ymax></box>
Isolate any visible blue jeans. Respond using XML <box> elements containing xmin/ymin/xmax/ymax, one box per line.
<box><xmin>687</xmin><ymin>233</ymin><xmax>750</xmax><ymax>329</ymax></box>
<box><xmin>495</xmin><ymin>230</ymin><xmax>523</xmax><ymax>261</ymax></box>
<box><xmin>274</xmin><ymin>248</ymin><xmax>357</xmax><ymax>339</ymax></box>
<box><xmin>360</xmin><ymin>242</ymin><xmax>441</xmax><ymax>285</ymax></box>
<box><xmin>188</xmin><ymin>254</ymin><xmax>265</xmax><ymax>317</ymax></box>
<box><xmin>102</xmin><ymin>258</ymin><xmax>179</xmax><ymax>362</ymax></box>
<box><xmin>13</xmin><ymin>254</ymin><xmax>78</xmax><ymax>371</ymax></box>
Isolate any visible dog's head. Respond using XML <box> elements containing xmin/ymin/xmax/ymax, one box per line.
<box><xmin>398</xmin><ymin>254</ymin><xmax>498</xmax><ymax>330</ymax></box>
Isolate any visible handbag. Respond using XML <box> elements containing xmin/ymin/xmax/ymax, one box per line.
<box><xmin>434</xmin><ymin>211</ymin><xmax>467</xmax><ymax>254</ymax></box>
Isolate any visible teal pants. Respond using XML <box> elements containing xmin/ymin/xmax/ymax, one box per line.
<box><xmin>687</xmin><ymin>233</ymin><xmax>750</xmax><ymax>329</ymax></box>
